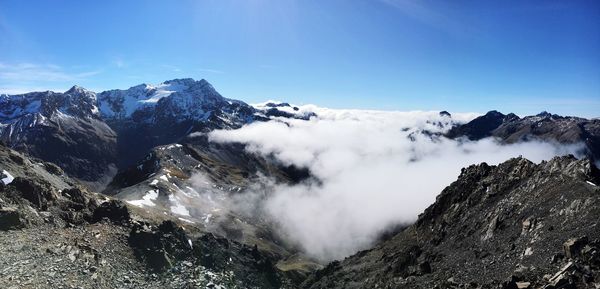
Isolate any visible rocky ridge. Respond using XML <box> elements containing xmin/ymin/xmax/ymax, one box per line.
<box><xmin>447</xmin><ymin>111</ymin><xmax>600</xmax><ymax>161</ymax></box>
<box><xmin>302</xmin><ymin>155</ymin><xmax>600</xmax><ymax>288</ymax></box>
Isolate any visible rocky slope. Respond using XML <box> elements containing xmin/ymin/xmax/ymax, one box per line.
<box><xmin>447</xmin><ymin>111</ymin><xmax>600</xmax><ymax>161</ymax></box>
<box><xmin>302</xmin><ymin>155</ymin><xmax>600</xmax><ymax>288</ymax></box>
<box><xmin>102</xmin><ymin>132</ymin><xmax>321</xmax><ymax>280</ymax></box>
<box><xmin>0</xmin><ymin>86</ymin><xmax>118</xmax><ymax>188</ymax></box>
<box><xmin>0</xmin><ymin>144</ymin><xmax>299</xmax><ymax>288</ymax></box>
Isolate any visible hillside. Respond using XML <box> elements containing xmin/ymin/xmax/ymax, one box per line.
<box><xmin>303</xmin><ymin>155</ymin><xmax>600</xmax><ymax>288</ymax></box>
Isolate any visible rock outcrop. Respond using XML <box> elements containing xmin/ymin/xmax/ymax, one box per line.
<box><xmin>303</xmin><ymin>155</ymin><xmax>600</xmax><ymax>288</ymax></box>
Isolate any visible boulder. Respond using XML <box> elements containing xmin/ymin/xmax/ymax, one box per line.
<box><xmin>563</xmin><ymin>237</ymin><xmax>588</xmax><ymax>259</ymax></box>
<box><xmin>0</xmin><ymin>207</ymin><xmax>25</xmax><ymax>230</ymax></box>
<box><xmin>91</xmin><ymin>200</ymin><xmax>130</xmax><ymax>224</ymax></box>
<box><xmin>128</xmin><ymin>221</ymin><xmax>191</xmax><ymax>272</ymax></box>
<box><xmin>8</xmin><ymin>177</ymin><xmax>55</xmax><ymax>210</ymax></box>
<box><xmin>43</xmin><ymin>162</ymin><xmax>63</xmax><ymax>175</ymax></box>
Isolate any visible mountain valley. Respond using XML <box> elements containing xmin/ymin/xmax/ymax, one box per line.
<box><xmin>0</xmin><ymin>79</ymin><xmax>599</xmax><ymax>288</ymax></box>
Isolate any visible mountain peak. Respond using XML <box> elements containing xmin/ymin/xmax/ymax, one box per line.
<box><xmin>162</xmin><ymin>78</ymin><xmax>206</xmax><ymax>86</ymax></box>
<box><xmin>65</xmin><ymin>85</ymin><xmax>91</xmax><ymax>95</ymax></box>
<box><xmin>537</xmin><ymin>111</ymin><xmax>552</xmax><ymax>117</ymax></box>
<box><xmin>483</xmin><ymin>110</ymin><xmax>504</xmax><ymax>117</ymax></box>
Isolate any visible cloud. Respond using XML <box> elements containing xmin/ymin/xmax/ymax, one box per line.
<box><xmin>0</xmin><ymin>86</ymin><xmax>67</xmax><ymax>95</ymax></box>
<box><xmin>113</xmin><ymin>58</ymin><xmax>127</xmax><ymax>68</ymax></box>
<box><xmin>208</xmin><ymin>107</ymin><xmax>585</xmax><ymax>261</ymax></box>
<box><xmin>0</xmin><ymin>62</ymin><xmax>101</xmax><ymax>82</ymax></box>
<box><xmin>197</xmin><ymin>68</ymin><xmax>224</xmax><ymax>74</ymax></box>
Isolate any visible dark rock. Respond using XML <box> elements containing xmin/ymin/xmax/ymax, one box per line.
<box><xmin>447</xmin><ymin>110</ymin><xmax>600</xmax><ymax>162</ymax></box>
<box><xmin>144</xmin><ymin>249</ymin><xmax>173</xmax><ymax>272</ymax></box>
<box><xmin>8</xmin><ymin>177</ymin><xmax>54</xmax><ymax>210</ymax></box>
<box><xmin>61</xmin><ymin>188</ymin><xmax>88</xmax><ymax>206</ymax></box>
<box><xmin>8</xmin><ymin>153</ymin><xmax>24</xmax><ymax>165</ymax></box>
<box><xmin>439</xmin><ymin>111</ymin><xmax>451</xmax><ymax>117</ymax></box>
<box><xmin>192</xmin><ymin>233</ymin><xmax>283</xmax><ymax>289</ymax></box>
<box><xmin>128</xmin><ymin>221</ymin><xmax>191</xmax><ymax>272</ymax></box>
<box><xmin>0</xmin><ymin>207</ymin><xmax>26</xmax><ymax>230</ymax></box>
<box><xmin>501</xmin><ymin>280</ymin><xmax>519</xmax><ymax>289</ymax></box>
<box><xmin>43</xmin><ymin>162</ymin><xmax>63</xmax><ymax>175</ymax></box>
<box><xmin>264</xmin><ymin>102</ymin><xmax>291</xmax><ymax>108</ymax></box>
<box><xmin>91</xmin><ymin>200</ymin><xmax>130</xmax><ymax>224</ymax></box>
<box><xmin>446</xmin><ymin>110</ymin><xmax>508</xmax><ymax>140</ymax></box>
<box><xmin>563</xmin><ymin>237</ymin><xmax>588</xmax><ymax>259</ymax></box>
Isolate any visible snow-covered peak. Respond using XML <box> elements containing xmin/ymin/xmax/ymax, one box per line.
<box><xmin>97</xmin><ymin>78</ymin><xmax>223</xmax><ymax>120</ymax></box>
<box><xmin>98</xmin><ymin>78</ymin><xmax>252</xmax><ymax>122</ymax></box>
<box><xmin>65</xmin><ymin>85</ymin><xmax>89</xmax><ymax>95</ymax></box>
<box><xmin>0</xmin><ymin>86</ymin><xmax>99</xmax><ymax>123</ymax></box>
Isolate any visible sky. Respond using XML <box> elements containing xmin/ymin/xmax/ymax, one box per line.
<box><xmin>0</xmin><ymin>0</ymin><xmax>598</xmax><ymax>117</ymax></box>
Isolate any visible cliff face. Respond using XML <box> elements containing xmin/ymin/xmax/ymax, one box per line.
<box><xmin>303</xmin><ymin>155</ymin><xmax>600</xmax><ymax>289</ymax></box>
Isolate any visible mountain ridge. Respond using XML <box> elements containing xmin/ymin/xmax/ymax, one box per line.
<box><xmin>302</xmin><ymin>155</ymin><xmax>600</xmax><ymax>288</ymax></box>
<box><xmin>0</xmin><ymin>79</ymin><xmax>307</xmax><ymax>188</ymax></box>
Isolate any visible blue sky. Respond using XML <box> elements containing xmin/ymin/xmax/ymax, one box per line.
<box><xmin>0</xmin><ymin>0</ymin><xmax>598</xmax><ymax>117</ymax></box>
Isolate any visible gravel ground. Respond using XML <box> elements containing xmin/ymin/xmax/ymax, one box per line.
<box><xmin>0</xmin><ymin>222</ymin><xmax>238</xmax><ymax>289</ymax></box>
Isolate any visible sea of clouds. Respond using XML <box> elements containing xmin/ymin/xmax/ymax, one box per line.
<box><xmin>206</xmin><ymin>106</ymin><xmax>584</xmax><ymax>261</ymax></box>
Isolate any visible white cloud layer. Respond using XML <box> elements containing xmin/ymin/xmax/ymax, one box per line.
<box><xmin>208</xmin><ymin>107</ymin><xmax>585</xmax><ymax>261</ymax></box>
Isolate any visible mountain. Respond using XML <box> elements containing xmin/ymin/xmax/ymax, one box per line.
<box><xmin>97</xmin><ymin>78</ymin><xmax>262</xmax><ymax>168</ymax></box>
<box><xmin>0</xmin><ymin>79</ymin><xmax>312</xmax><ymax>189</ymax></box>
<box><xmin>2</xmin><ymin>79</ymin><xmax>600</xmax><ymax>288</ymax></box>
<box><xmin>302</xmin><ymin>155</ymin><xmax>600</xmax><ymax>288</ymax></box>
<box><xmin>101</xmin><ymin>134</ymin><xmax>314</xmax><ymax>267</ymax></box>
<box><xmin>98</xmin><ymin>78</ymin><xmax>254</xmax><ymax>123</ymax></box>
<box><xmin>0</xmin><ymin>143</ymin><xmax>299</xmax><ymax>288</ymax></box>
<box><xmin>0</xmin><ymin>86</ymin><xmax>118</xmax><ymax>188</ymax></box>
<box><xmin>447</xmin><ymin>110</ymin><xmax>600</xmax><ymax>161</ymax></box>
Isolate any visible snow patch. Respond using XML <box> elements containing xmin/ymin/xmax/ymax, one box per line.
<box><xmin>204</xmin><ymin>213</ymin><xmax>212</xmax><ymax>224</ymax></box>
<box><xmin>165</xmin><ymin>144</ymin><xmax>183</xmax><ymax>150</ymax></box>
<box><xmin>1</xmin><ymin>170</ymin><xmax>14</xmax><ymax>185</ymax></box>
<box><xmin>169</xmin><ymin>194</ymin><xmax>190</xmax><ymax>216</ymax></box>
<box><xmin>178</xmin><ymin>217</ymin><xmax>195</xmax><ymax>224</ymax></box>
<box><xmin>126</xmin><ymin>190</ymin><xmax>159</xmax><ymax>207</ymax></box>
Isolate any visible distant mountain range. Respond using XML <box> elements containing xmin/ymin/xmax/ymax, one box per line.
<box><xmin>447</xmin><ymin>110</ymin><xmax>600</xmax><ymax>161</ymax></box>
<box><xmin>0</xmin><ymin>79</ymin><xmax>599</xmax><ymax>288</ymax></box>
<box><xmin>0</xmin><ymin>79</ymin><xmax>312</xmax><ymax>189</ymax></box>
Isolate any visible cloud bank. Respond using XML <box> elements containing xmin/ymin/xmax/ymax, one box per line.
<box><xmin>208</xmin><ymin>107</ymin><xmax>584</xmax><ymax>261</ymax></box>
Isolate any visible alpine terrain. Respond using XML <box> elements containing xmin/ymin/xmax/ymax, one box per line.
<box><xmin>0</xmin><ymin>79</ymin><xmax>599</xmax><ymax>288</ymax></box>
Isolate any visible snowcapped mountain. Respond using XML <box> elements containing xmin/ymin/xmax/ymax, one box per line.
<box><xmin>0</xmin><ymin>78</ymin><xmax>309</xmax><ymax>187</ymax></box>
<box><xmin>0</xmin><ymin>87</ymin><xmax>116</xmax><ymax>189</ymax></box>
<box><xmin>97</xmin><ymin>79</ymin><xmax>264</xmax><ymax>169</ymax></box>
<box><xmin>98</xmin><ymin>78</ymin><xmax>255</xmax><ymax>125</ymax></box>
<box><xmin>0</xmin><ymin>85</ymin><xmax>99</xmax><ymax>122</ymax></box>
